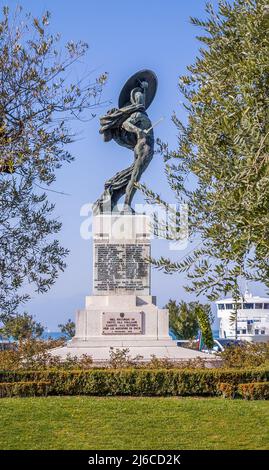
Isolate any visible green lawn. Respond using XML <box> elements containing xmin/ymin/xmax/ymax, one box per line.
<box><xmin>0</xmin><ymin>396</ymin><xmax>268</xmax><ymax>450</ymax></box>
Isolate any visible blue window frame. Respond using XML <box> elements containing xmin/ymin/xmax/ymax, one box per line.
<box><xmin>226</xmin><ymin>303</ymin><xmax>233</xmax><ymax>309</ymax></box>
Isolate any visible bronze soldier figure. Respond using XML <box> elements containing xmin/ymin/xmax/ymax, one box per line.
<box><xmin>94</xmin><ymin>70</ymin><xmax>158</xmax><ymax>213</ymax></box>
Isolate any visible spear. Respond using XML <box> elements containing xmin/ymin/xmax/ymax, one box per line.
<box><xmin>144</xmin><ymin>117</ymin><xmax>164</xmax><ymax>134</ymax></box>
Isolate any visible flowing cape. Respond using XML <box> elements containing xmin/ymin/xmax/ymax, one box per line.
<box><xmin>99</xmin><ymin>103</ymin><xmax>145</xmax><ymax>135</ymax></box>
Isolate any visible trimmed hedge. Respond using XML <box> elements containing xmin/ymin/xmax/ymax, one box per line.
<box><xmin>0</xmin><ymin>368</ymin><xmax>268</xmax><ymax>397</ymax></box>
<box><xmin>0</xmin><ymin>381</ymin><xmax>51</xmax><ymax>398</ymax></box>
<box><xmin>238</xmin><ymin>382</ymin><xmax>269</xmax><ymax>400</ymax></box>
<box><xmin>217</xmin><ymin>382</ymin><xmax>237</xmax><ymax>399</ymax></box>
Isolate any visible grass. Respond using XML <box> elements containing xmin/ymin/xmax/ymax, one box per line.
<box><xmin>0</xmin><ymin>396</ymin><xmax>268</xmax><ymax>450</ymax></box>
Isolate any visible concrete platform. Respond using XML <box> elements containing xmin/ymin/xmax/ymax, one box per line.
<box><xmin>49</xmin><ymin>342</ymin><xmax>210</xmax><ymax>362</ymax></box>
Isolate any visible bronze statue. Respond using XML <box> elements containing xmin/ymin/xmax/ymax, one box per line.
<box><xmin>93</xmin><ymin>70</ymin><xmax>158</xmax><ymax>213</ymax></box>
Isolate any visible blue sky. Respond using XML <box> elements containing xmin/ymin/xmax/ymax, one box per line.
<box><xmin>5</xmin><ymin>0</ymin><xmax>267</xmax><ymax>329</ymax></box>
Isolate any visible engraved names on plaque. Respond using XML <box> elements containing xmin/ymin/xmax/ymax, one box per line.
<box><xmin>94</xmin><ymin>242</ymin><xmax>150</xmax><ymax>295</ymax></box>
<box><xmin>102</xmin><ymin>312</ymin><xmax>143</xmax><ymax>335</ymax></box>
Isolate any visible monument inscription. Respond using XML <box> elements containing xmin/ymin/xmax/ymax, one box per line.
<box><xmin>94</xmin><ymin>242</ymin><xmax>150</xmax><ymax>294</ymax></box>
<box><xmin>102</xmin><ymin>311</ymin><xmax>143</xmax><ymax>335</ymax></box>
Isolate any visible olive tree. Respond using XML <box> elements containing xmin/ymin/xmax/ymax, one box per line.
<box><xmin>0</xmin><ymin>6</ymin><xmax>107</xmax><ymax>318</ymax></box>
<box><xmin>141</xmin><ymin>0</ymin><xmax>269</xmax><ymax>301</ymax></box>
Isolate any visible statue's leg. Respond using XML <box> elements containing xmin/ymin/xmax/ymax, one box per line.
<box><xmin>124</xmin><ymin>160</ymin><xmax>141</xmax><ymax>208</ymax></box>
<box><xmin>124</xmin><ymin>138</ymin><xmax>153</xmax><ymax>208</ymax></box>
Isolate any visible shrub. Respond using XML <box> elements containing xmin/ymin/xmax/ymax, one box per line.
<box><xmin>217</xmin><ymin>382</ymin><xmax>237</xmax><ymax>399</ymax></box>
<box><xmin>220</xmin><ymin>342</ymin><xmax>269</xmax><ymax>368</ymax></box>
<box><xmin>148</xmin><ymin>356</ymin><xmax>208</xmax><ymax>369</ymax></box>
<box><xmin>238</xmin><ymin>382</ymin><xmax>269</xmax><ymax>400</ymax></box>
<box><xmin>0</xmin><ymin>381</ymin><xmax>51</xmax><ymax>398</ymax></box>
<box><xmin>148</xmin><ymin>356</ymin><xmax>176</xmax><ymax>369</ymax></box>
<box><xmin>0</xmin><ymin>367</ymin><xmax>268</xmax><ymax>397</ymax></box>
<box><xmin>108</xmin><ymin>348</ymin><xmax>143</xmax><ymax>368</ymax></box>
<box><xmin>0</xmin><ymin>339</ymin><xmax>93</xmax><ymax>370</ymax></box>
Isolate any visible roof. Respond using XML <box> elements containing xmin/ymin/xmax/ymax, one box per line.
<box><xmin>216</xmin><ymin>294</ymin><xmax>269</xmax><ymax>304</ymax></box>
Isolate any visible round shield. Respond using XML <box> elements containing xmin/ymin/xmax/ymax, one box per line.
<box><xmin>118</xmin><ymin>69</ymin><xmax>158</xmax><ymax>110</ymax></box>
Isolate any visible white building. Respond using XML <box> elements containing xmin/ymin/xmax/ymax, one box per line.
<box><xmin>216</xmin><ymin>291</ymin><xmax>269</xmax><ymax>342</ymax></box>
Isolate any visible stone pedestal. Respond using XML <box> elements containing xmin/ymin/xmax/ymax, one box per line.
<box><xmin>52</xmin><ymin>214</ymin><xmax>208</xmax><ymax>361</ymax></box>
<box><xmin>71</xmin><ymin>293</ymin><xmax>171</xmax><ymax>347</ymax></box>
<box><xmin>92</xmin><ymin>214</ymin><xmax>151</xmax><ymax>296</ymax></box>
